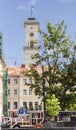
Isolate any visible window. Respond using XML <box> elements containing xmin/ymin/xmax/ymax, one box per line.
<box><xmin>29</xmin><ymin>77</ymin><xmax>32</xmax><ymax>84</ymax></box>
<box><xmin>14</xmin><ymin>79</ymin><xmax>18</xmax><ymax>85</ymax></box>
<box><xmin>35</xmin><ymin>102</ymin><xmax>38</xmax><ymax>110</ymax></box>
<box><xmin>23</xmin><ymin>79</ymin><xmax>27</xmax><ymax>85</ymax></box>
<box><xmin>8</xmin><ymin>90</ymin><xmax>10</xmax><ymax>95</ymax></box>
<box><xmin>8</xmin><ymin>79</ymin><xmax>10</xmax><ymax>84</ymax></box>
<box><xmin>14</xmin><ymin>102</ymin><xmax>18</xmax><ymax>109</ymax></box>
<box><xmin>8</xmin><ymin>102</ymin><xmax>10</xmax><ymax>109</ymax></box>
<box><xmin>23</xmin><ymin>102</ymin><xmax>27</xmax><ymax>109</ymax></box>
<box><xmin>30</xmin><ymin>41</ymin><xmax>34</xmax><ymax>48</ymax></box>
<box><xmin>30</xmin><ymin>32</ymin><xmax>34</xmax><ymax>37</ymax></box>
<box><xmin>29</xmin><ymin>102</ymin><xmax>33</xmax><ymax>110</ymax></box>
<box><xmin>30</xmin><ymin>27</ymin><xmax>33</xmax><ymax>29</ymax></box>
<box><xmin>23</xmin><ymin>89</ymin><xmax>27</xmax><ymax>95</ymax></box>
<box><xmin>14</xmin><ymin>90</ymin><xmax>17</xmax><ymax>95</ymax></box>
<box><xmin>29</xmin><ymin>89</ymin><xmax>32</xmax><ymax>95</ymax></box>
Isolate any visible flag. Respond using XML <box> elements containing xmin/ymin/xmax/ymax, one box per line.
<box><xmin>31</xmin><ymin>5</ymin><xmax>36</xmax><ymax>17</ymax></box>
<box><xmin>31</xmin><ymin>6</ymin><xmax>36</xmax><ymax>11</ymax></box>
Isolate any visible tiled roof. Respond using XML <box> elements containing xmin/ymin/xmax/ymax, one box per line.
<box><xmin>7</xmin><ymin>66</ymin><xmax>49</xmax><ymax>76</ymax></box>
<box><xmin>8</xmin><ymin>66</ymin><xmax>28</xmax><ymax>76</ymax></box>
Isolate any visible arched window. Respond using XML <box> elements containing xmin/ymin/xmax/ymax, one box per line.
<box><xmin>30</xmin><ymin>41</ymin><xmax>34</xmax><ymax>48</ymax></box>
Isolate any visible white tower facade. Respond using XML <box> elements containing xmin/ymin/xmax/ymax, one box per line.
<box><xmin>24</xmin><ymin>17</ymin><xmax>40</xmax><ymax>66</ymax></box>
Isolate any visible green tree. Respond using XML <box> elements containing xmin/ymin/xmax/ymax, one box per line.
<box><xmin>59</xmin><ymin>58</ymin><xmax>76</xmax><ymax>110</ymax></box>
<box><xmin>22</xmin><ymin>20</ymin><xmax>76</xmax><ymax>110</ymax></box>
<box><xmin>46</xmin><ymin>94</ymin><xmax>61</xmax><ymax>120</ymax></box>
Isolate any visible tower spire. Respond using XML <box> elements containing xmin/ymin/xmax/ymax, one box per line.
<box><xmin>24</xmin><ymin>13</ymin><xmax>39</xmax><ymax>66</ymax></box>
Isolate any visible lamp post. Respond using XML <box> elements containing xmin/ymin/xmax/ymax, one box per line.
<box><xmin>3</xmin><ymin>68</ymin><xmax>8</xmax><ymax>116</ymax></box>
<box><xmin>42</xmin><ymin>66</ymin><xmax>46</xmax><ymax>120</ymax></box>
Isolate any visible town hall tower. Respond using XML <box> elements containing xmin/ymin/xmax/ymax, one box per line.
<box><xmin>24</xmin><ymin>17</ymin><xmax>40</xmax><ymax>66</ymax></box>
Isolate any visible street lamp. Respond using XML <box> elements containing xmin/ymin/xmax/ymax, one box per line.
<box><xmin>3</xmin><ymin>68</ymin><xmax>8</xmax><ymax>116</ymax></box>
<box><xmin>42</xmin><ymin>66</ymin><xmax>46</xmax><ymax>120</ymax></box>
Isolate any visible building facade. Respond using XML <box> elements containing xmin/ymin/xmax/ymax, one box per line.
<box><xmin>7</xmin><ymin>66</ymin><xmax>43</xmax><ymax>117</ymax></box>
<box><xmin>7</xmin><ymin>17</ymin><xmax>43</xmax><ymax>117</ymax></box>
<box><xmin>23</xmin><ymin>17</ymin><xmax>40</xmax><ymax>66</ymax></box>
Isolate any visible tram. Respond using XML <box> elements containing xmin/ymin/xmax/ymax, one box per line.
<box><xmin>58</xmin><ymin>111</ymin><xmax>76</xmax><ymax>122</ymax></box>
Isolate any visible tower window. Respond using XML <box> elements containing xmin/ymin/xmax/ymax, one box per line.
<box><xmin>30</xmin><ymin>27</ymin><xmax>33</xmax><ymax>29</ymax></box>
<box><xmin>30</xmin><ymin>32</ymin><xmax>34</xmax><ymax>37</ymax></box>
<box><xmin>30</xmin><ymin>41</ymin><xmax>34</xmax><ymax>48</ymax></box>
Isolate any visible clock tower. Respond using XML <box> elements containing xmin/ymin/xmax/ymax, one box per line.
<box><xmin>24</xmin><ymin>17</ymin><xmax>40</xmax><ymax>66</ymax></box>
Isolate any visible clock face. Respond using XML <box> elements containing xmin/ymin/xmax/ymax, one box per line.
<box><xmin>30</xmin><ymin>32</ymin><xmax>34</xmax><ymax>37</ymax></box>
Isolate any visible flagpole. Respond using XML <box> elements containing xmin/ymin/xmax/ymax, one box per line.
<box><xmin>31</xmin><ymin>5</ymin><xmax>32</xmax><ymax>17</ymax></box>
<box><xmin>31</xmin><ymin>5</ymin><xmax>35</xmax><ymax>18</ymax></box>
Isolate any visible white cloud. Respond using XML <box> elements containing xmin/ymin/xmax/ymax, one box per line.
<box><xmin>29</xmin><ymin>0</ymin><xmax>37</xmax><ymax>6</ymax></box>
<box><xmin>17</xmin><ymin>5</ymin><xmax>25</xmax><ymax>10</ymax></box>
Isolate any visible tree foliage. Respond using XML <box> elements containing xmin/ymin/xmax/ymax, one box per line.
<box><xmin>46</xmin><ymin>94</ymin><xmax>61</xmax><ymax>117</ymax></box>
<box><xmin>22</xmin><ymin>20</ymin><xmax>76</xmax><ymax>110</ymax></box>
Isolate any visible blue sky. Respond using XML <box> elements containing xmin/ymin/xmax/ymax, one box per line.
<box><xmin>0</xmin><ymin>0</ymin><xmax>76</xmax><ymax>66</ymax></box>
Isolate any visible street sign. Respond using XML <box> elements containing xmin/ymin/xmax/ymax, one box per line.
<box><xmin>25</xmin><ymin>110</ymin><xmax>30</xmax><ymax>115</ymax></box>
<box><xmin>18</xmin><ymin>108</ymin><xmax>24</xmax><ymax>114</ymax></box>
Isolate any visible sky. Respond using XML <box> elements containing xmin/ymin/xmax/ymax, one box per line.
<box><xmin>0</xmin><ymin>0</ymin><xmax>76</xmax><ymax>66</ymax></box>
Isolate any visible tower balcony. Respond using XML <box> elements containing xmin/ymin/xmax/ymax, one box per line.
<box><xmin>23</xmin><ymin>46</ymin><xmax>39</xmax><ymax>51</ymax></box>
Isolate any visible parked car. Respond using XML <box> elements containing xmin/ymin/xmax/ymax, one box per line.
<box><xmin>1</xmin><ymin>117</ymin><xmax>12</xmax><ymax>128</ymax></box>
<box><xmin>1</xmin><ymin>116</ymin><xmax>15</xmax><ymax>128</ymax></box>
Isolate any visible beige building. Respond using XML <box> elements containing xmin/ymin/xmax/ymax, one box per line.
<box><xmin>8</xmin><ymin>66</ymin><xmax>43</xmax><ymax>117</ymax></box>
<box><xmin>23</xmin><ymin>17</ymin><xmax>39</xmax><ymax>66</ymax></box>
<box><xmin>7</xmin><ymin>16</ymin><xmax>43</xmax><ymax>117</ymax></box>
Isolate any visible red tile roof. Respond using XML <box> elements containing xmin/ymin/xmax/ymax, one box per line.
<box><xmin>8</xmin><ymin>65</ymin><xmax>49</xmax><ymax>76</ymax></box>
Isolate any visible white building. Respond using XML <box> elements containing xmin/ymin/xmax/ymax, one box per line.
<box><xmin>8</xmin><ymin>66</ymin><xmax>43</xmax><ymax>117</ymax></box>
<box><xmin>7</xmin><ymin>16</ymin><xmax>43</xmax><ymax>117</ymax></box>
<box><xmin>23</xmin><ymin>17</ymin><xmax>40</xmax><ymax>66</ymax></box>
